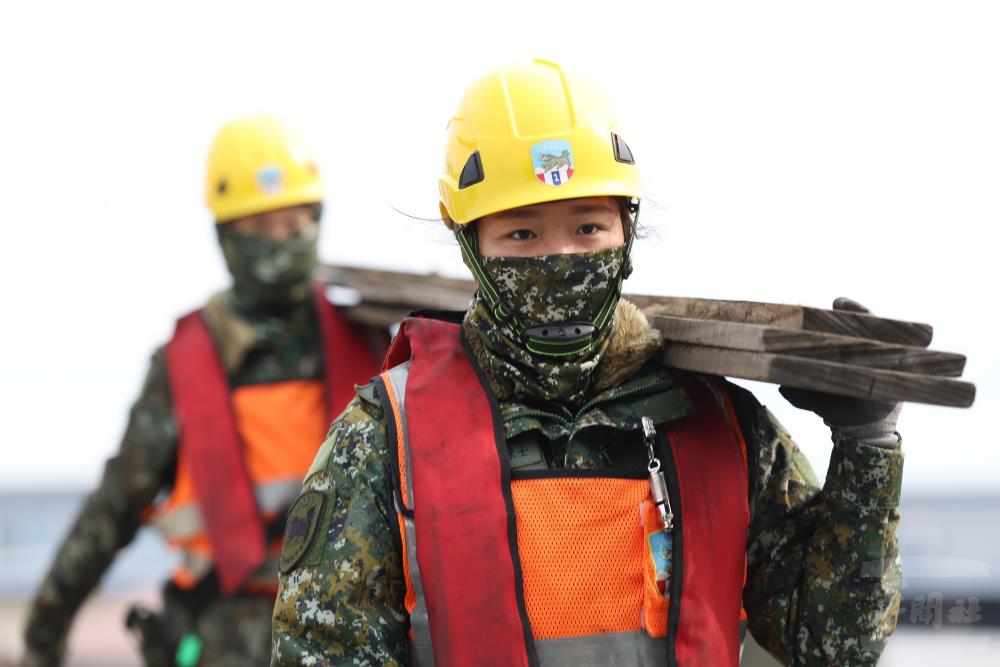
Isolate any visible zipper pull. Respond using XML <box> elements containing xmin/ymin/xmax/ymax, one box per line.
<box><xmin>642</xmin><ymin>416</ymin><xmax>674</xmax><ymax>532</ymax></box>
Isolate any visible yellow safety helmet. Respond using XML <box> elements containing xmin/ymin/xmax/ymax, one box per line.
<box><xmin>439</xmin><ymin>59</ymin><xmax>641</xmax><ymax>226</ymax></box>
<box><xmin>205</xmin><ymin>114</ymin><xmax>324</xmax><ymax>223</ymax></box>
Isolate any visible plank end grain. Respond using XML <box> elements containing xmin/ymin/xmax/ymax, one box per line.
<box><xmin>662</xmin><ymin>344</ymin><xmax>976</xmax><ymax>408</ymax></box>
<box><xmin>649</xmin><ymin>314</ymin><xmax>965</xmax><ymax>376</ymax></box>
<box><xmin>801</xmin><ymin>307</ymin><xmax>934</xmax><ymax>348</ymax></box>
<box><xmin>767</xmin><ymin>355</ymin><xmax>976</xmax><ymax>408</ymax></box>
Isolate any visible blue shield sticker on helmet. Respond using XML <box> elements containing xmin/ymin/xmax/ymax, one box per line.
<box><xmin>256</xmin><ymin>165</ymin><xmax>284</xmax><ymax>194</ymax></box>
<box><xmin>531</xmin><ymin>140</ymin><xmax>574</xmax><ymax>186</ymax></box>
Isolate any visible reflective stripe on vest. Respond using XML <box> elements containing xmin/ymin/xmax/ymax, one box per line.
<box><xmin>151</xmin><ymin>479</ymin><xmax>305</xmax><ymax>541</ymax></box>
<box><xmin>381</xmin><ymin>362</ymin><xmax>435</xmax><ymax>658</ymax></box>
<box><xmin>157</xmin><ymin>283</ymin><xmax>378</xmax><ymax>593</ymax></box>
<box><xmin>376</xmin><ymin>316</ymin><xmax>750</xmax><ymax>666</ymax></box>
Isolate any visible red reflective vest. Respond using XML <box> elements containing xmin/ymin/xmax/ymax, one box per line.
<box><xmin>377</xmin><ymin>316</ymin><xmax>751</xmax><ymax>666</ymax></box>
<box><xmin>153</xmin><ymin>283</ymin><xmax>379</xmax><ymax>594</ymax></box>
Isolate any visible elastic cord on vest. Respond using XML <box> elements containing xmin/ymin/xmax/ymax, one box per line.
<box><xmin>456</xmin><ymin>199</ymin><xmax>638</xmax><ymax>359</ymax></box>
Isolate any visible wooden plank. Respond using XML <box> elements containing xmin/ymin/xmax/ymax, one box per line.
<box><xmin>317</xmin><ymin>264</ymin><xmax>474</xmax><ymax>311</ymax></box>
<box><xmin>800</xmin><ymin>307</ymin><xmax>933</xmax><ymax>348</ymax></box>
<box><xmin>318</xmin><ymin>264</ymin><xmax>935</xmax><ymax>347</ymax></box>
<box><xmin>640</xmin><ymin>298</ymin><xmax>933</xmax><ymax>347</ymax></box>
<box><xmin>315</xmin><ymin>264</ymin><xmax>973</xmax><ymax>407</ymax></box>
<box><xmin>661</xmin><ymin>343</ymin><xmax>976</xmax><ymax>408</ymax></box>
<box><xmin>633</xmin><ymin>295</ymin><xmax>805</xmax><ymax>328</ymax></box>
<box><xmin>647</xmin><ymin>314</ymin><xmax>965</xmax><ymax>376</ymax></box>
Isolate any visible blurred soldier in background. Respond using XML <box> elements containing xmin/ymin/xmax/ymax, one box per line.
<box><xmin>18</xmin><ymin>115</ymin><xmax>385</xmax><ymax>667</ymax></box>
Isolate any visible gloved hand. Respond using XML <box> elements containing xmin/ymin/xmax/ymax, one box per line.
<box><xmin>779</xmin><ymin>297</ymin><xmax>902</xmax><ymax>447</ymax></box>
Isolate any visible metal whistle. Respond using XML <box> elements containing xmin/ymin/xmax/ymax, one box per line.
<box><xmin>642</xmin><ymin>416</ymin><xmax>674</xmax><ymax>531</ymax></box>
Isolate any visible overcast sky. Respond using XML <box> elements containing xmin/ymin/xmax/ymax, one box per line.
<box><xmin>1</xmin><ymin>0</ymin><xmax>997</xmax><ymax>493</ymax></box>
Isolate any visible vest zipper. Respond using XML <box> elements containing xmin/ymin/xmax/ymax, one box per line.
<box><xmin>504</xmin><ymin>407</ymin><xmax>572</xmax><ymax>425</ymax></box>
<box><xmin>502</xmin><ymin>380</ymin><xmax>680</xmax><ymax>469</ymax></box>
<box><xmin>503</xmin><ymin>379</ymin><xmax>677</xmax><ymax>428</ymax></box>
<box><xmin>573</xmin><ymin>378</ymin><xmax>677</xmax><ymax>421</ymax></box>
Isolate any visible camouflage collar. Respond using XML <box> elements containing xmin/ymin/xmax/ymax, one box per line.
<box><xmin>203</xmin><ymin>291</ymin><xmax>259</xmax><ymax>373</ymax></box>
<box><xmin>500</xmin><ymin>363</ymin><xmax>694</xmax><ymax>444</ymax></box>
<box><xmin>471</xmin><ymin>296</ymin><xmax>693</xmax><ymax>448</ymax></box>
<box><xmin>201</xmin><ymin>289</ymin><xmax>316</xmax><ymax>374</ymax></box>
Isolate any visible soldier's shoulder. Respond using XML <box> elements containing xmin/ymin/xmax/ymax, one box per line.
<box><xmin>144</xmin><ymin>342</ymin><xmax>170</xmax><ymax>376</ymax></box>
<box><xmin>640</xmin><ymin>359</ymin><xmax>766</xmax><ymax>418</ymax></box>
<box><xmin>354</xmin><ymin>378</ymin><xmax>382</xmax><ymax>408</ymax></box>
<box><xmin>718</xmin><ymin>378</ymin><xmax>780</xmax><ymax>435</ymax></box>
<box><xmin>131</xmin><ymin>343</ymin><xmax>174</xmax><ymax>416</ymax></box>
<box><xmin>305</xmin><ymin>384</ymin><xmax>388</xmax><ymax>481</ymax></box>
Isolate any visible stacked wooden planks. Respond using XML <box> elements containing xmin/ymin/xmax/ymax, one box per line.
<box><xmin>316</xmin><ymin>264</ymin><xmax>975</xmax><ymax>407</ymax></box>
<box><xmin>642</xmin><ymin>301</ymin><xmax>972</xmax><ymax>408</ymax></box>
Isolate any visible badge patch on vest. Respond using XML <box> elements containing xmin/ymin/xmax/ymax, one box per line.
<box><xmin>648</xmin><ymin>530</ymin><xmax>673</xmax><ymax>595</ymax></box>
<box><xmin>641</xmin><ymin>498</ymin><xmax>673</xmax><ymax>597</ymax></box>
<box><xmin>279</xmin><ymin>490</ymin><xmax>327</xmax><ymax>574</ymax></box>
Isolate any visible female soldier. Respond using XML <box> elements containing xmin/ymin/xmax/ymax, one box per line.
<box><xmin>271</xmin><ymin>59</ymin><xmax>903</xmax><ymax>667</ymax></box>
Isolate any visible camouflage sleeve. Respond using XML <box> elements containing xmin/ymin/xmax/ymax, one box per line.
<box><xmin>23</xmin><ymin>347</ymin><xmax>179</xmax><ymax>663</ymax></box>
<box><xmin>726</xmin><ymin>382</ymin><xmax>903</xmax><ymax>666</ymax></box>
<box><xmin>271</xmin><ymin>389</ymin><xmax>408</xmax><ymax>667</ymax></box>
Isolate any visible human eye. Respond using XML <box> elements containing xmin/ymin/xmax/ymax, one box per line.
<box><xmin>509</xmin><ymin>229</ymin><xmax>538</xmax><ymax>241</ymax></box>
<box><xmin>577</xmin><ymin>223</ymin><xmax>601</xmax><ymax>235</ymax></box>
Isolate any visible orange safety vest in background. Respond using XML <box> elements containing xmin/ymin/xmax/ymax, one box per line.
<box><xmin>151</xmin><ymin>283</ymin><xmax>378</xmax><ymax>595</ymax></box>
<box><xmin>377</xmin><ymin>315</ymin><xmax>750</xmax><ymax>666</ymax></box>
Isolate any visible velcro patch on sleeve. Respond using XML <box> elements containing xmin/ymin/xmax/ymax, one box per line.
<box><xmin>279</xmin><ymin>490</ymin><xmax>328</xmax><ymax>575</ymax></box>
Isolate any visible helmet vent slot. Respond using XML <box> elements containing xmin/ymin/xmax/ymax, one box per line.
<box><xmin>458</xmin><ymin>151</ymin><xmax>485</xmax><ymax>189</ymax></box>
<box><xmin>612</xmin><ymin>133</ymin><xmax>635</xmax><ymax>165</ymax></box>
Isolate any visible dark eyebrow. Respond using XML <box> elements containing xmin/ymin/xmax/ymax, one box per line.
<box><xmin>490</xmin><ymin>208</ymin><xmax>542</xmax><ymax>220</ymax></box>
<box><xmin>567</xmin><ymin>203</ymin><xmax>617</xmax><ymax>215</ymax></box>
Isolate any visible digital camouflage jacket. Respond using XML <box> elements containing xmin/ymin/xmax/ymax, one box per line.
<box><xmin>271</xmin><ymin>301</ymin><xmax>904</xmax><ymax>667</ymax></box>
<box><xmin>22</xmin><ymin>291</ymin><xmax>333</xmax><ymax>667</ymax></box>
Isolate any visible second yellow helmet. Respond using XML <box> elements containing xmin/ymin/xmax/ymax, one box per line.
<box><xmin>205</xmin><ymin>114</ymin><xmax>324</xmax><ymax>223</ymax></box>
<box><xmin>439</xmin><ymin>59</ymin><xmax>641</xmax><ymax>226</ymax></box>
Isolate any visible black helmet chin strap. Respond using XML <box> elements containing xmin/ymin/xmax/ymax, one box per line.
<box><xmin>456</xmin><ymin>198</ymin><xmax>638</xmax><ymax>358</ymax></box>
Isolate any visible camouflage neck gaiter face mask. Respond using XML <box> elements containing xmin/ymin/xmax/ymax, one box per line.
<box><xmin>217</xmin><ymin>224</ymin><xmax>318</xmax><ymax>317</ymax></box>
<box><xmin>465</xmin><ymin>246</ymin><xmax>624</xmax><ymax>405</ymax></box>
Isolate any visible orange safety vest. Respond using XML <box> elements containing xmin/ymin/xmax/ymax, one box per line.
<box><xmin>150</xmin><ymin>283</ymin><xmax>379</xmax><ymax>594</ymax></box>
<box><xmin>376</xmin><ymin>315</ymin><xmax>750</xmax><ymax>666</ymax></box>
